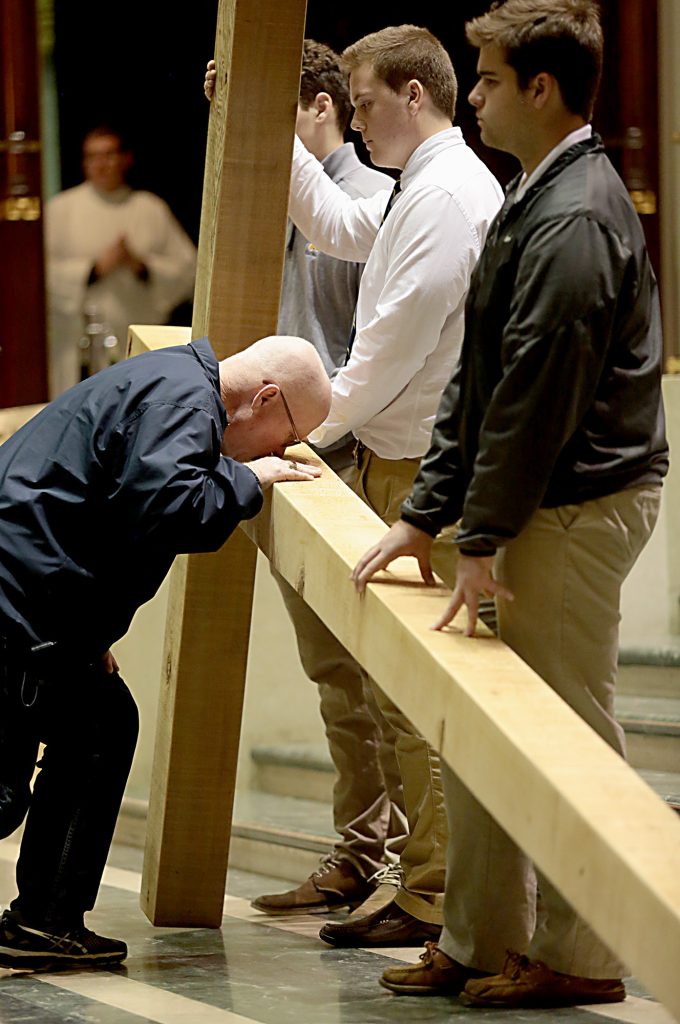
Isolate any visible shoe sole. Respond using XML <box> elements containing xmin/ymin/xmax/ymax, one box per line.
<box><xmin>0</xmin><ymin>949</ymin><xmax>127</xmax><ymax>970</ymax></box>
<box><xmin>460</xmin><ymin>991</ymin><xmax>626</xmax><ymax>1008</ymax></box>
<box><xmin>379</xmin><ymin>977</ymin><xmax>462</xmax><ymax>996</ymax></box>
<box><xmin>250</xmin><ymin>901</ymin><xmax>362</xmax><ymax>917</ymax></box>
<box><xmin>319</xmin><ymin>931</ymin><xmax>439</xmax><ymax>948</ymax></box>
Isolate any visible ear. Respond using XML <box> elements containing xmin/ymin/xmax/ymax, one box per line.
<box><xmin>405</xmin><ymin>79</ymin><xmax>425</xmax><ymax>114</ymax></box>
<box><xmin>251</xmin><ymin>383</ymin><xmax>279</xmax><ymax>411</ymax></box>
<box><xmin>527</xmin><ymin>72</ymin><xmax>553</xmax><ymax>109</ymax></box>
<box><xmin>313</xmin><ymin>91</ymin><xmax>334</xmax><ymax>121</ymax></box>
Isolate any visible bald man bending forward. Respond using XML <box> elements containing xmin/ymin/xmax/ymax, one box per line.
<box><xmin>0</xmin><ymin>335</ymin><xmax>329</xmax><ymax>971</ymax></box>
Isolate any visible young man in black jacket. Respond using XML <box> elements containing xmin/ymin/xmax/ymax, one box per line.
<box><xmin>0</xmin><ymin>334</ymin><xmax>329</xmax><ymax>970</ymax></box>
<box><xmin>353</xmin><ymin>0</ymin><xmax>668</xmax><ymax>1009</ymax></box>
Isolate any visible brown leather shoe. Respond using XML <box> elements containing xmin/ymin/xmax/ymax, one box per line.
<box><xmin>380</xmin><ymin>941</ymin><xmax>489</xmax><ymax>995</ymax></box>
<box><xmin>250</xmin><ymin>856</ymin><xmax>375</xmax><ymax>916</ymax></box>
<box><xmin>461</xmin><ymin>951</ymin><xmax>626</xmax><ymax>1008</ymax></box>
<box><xmin>318</xmin><ymin>898</ymin><xmax>441</xmax><ymax>947</ymax></box>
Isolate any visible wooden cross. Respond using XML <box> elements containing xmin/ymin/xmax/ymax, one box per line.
<box><xmin>125</xmin><ymin>3</ymin><xmax>680</xmax><ymax>1017</ymax></box>
<box><xmin>139</xmin><ymin>0</ymin><xmax>307</xmax><ymax>927</ymax></box>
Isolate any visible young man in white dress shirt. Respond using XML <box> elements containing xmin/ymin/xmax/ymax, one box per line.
<box><xmin>283</xmin><ymin>25</ymin><xmax>503</xmax><ymax>947</ymax></box>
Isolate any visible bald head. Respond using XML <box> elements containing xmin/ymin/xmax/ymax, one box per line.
<box><xmin>219</xmin><ymin>335</ymin><xmax>332</xmax><ymax>461</ymax></box>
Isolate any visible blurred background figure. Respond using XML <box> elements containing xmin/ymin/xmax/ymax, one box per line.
<box><xmin>44</xmin><ymin>125</ymin><xmax>197</xmax><ymax>397</ymax></box>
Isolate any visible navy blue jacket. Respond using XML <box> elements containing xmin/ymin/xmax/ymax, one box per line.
<box><xmin>0</xmin><ymin>337</ymin><xmax>262</xmax><ymax>655</ymax></box>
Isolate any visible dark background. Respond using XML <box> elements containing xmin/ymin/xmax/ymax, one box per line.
<box><xmin>51</xmin><ymin>1</ymin><xmax>659</xmax><ymax>280</ymax></box>
<box><xmin>52</xmin><ymin>1</ymin><xmax>520</xmax><ymax>246</ymax></box>
<box><xmin>2</xmin><ymin>0</ymin><xmax>660</xmax><ymax>409</ymax></box>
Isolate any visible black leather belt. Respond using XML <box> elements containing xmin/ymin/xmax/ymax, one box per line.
<box><xmin>353</xmin><ymin>440</ymin><xmax>367</xmax><ymax>469</ymax></box>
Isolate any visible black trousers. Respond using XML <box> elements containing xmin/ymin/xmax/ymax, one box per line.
<box><xmin>0</xmin><ymin>654</ymin><xmax>138</xmax><ymax>929</ymax></box>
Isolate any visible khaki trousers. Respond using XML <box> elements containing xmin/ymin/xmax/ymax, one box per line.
<box><xmin>439</xmin><ymin>485</ymin><xmax>661</xmax><ymax>977</ymax></box>
<box><xmin>273</xmin><ymin>565</ymin><xmax>409</xmax><ymax>881</ymax></box>
<box><xmin>275</xmin><ymin>447</ymin><xmax>457</xmax><ymax>922</ymax></box>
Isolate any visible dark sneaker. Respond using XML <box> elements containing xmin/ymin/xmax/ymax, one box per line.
<box><xmin>251</xmin><ymin>855</ymin><xmax>375</xmax><ymax>916</ymax></box>
<box><xmin>461</xmin><ymin>951</ymin><xmax>625</xmax><ymax>1008</ymax></box>
<box><xmin>0</xmin><ymin>909</ymin><xmax>127</xmax><ymax>970</ymax></box>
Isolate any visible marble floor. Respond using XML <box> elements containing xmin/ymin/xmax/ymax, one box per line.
<box><xmin>0</xmin><ymin>837</ymin><xmax>674</xmax><ymax>1024</ymax></box>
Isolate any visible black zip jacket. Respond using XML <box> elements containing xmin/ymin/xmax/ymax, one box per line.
<box><xmin>402</xmin><ymin>135</ymin><xmax>668</xmax><ymax>554</ymax></box>
<box><xmin>0</xmin><ymin>337</ymin><xmax>262</xmax><ymax>655</ymax></box>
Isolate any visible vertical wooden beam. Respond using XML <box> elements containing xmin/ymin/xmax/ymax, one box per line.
<box><xmin>140</xmin><ymin>0</ymin><xmax>306</xmax><ymax>926</ymax></box>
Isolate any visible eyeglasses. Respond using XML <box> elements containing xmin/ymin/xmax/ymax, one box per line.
<box><xmin>278</xmin><ymin>387</ymin><xmax>302</xmax><ymax>446</ymax></box>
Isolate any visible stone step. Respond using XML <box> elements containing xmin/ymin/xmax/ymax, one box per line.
<box><xmin>618</xmin><ymin>641</ymin><xmax>680</xmax><ymax>698</ymax></box>
<box><xmin>615</xmin><ymin>694</ymin><xmax>680</xmax><ymax>773</ymax></box>
<box><xmin>115</xmin><ymin>769</ymin><xmax>680</xmax><ymax>885</ymax></box>
<box><xmin>250</xmin><ymin>725</ymin><xmax>680</xmax><ymax>794</ymax></box>
<box><xmin>251</xmin><ymin>642</ymin><xmax>680</xmax><ymax>802</ymax></box>
<box><xmin>252</xmin><ymin>686</ymin><xmax>680</xmax><ymax>798</ymax></box>
<box><xmin>251</xmin><ymin>743</ymin><xmax>335</xmax><ymax>804</ymax></box>
<box><xmin>114</xmin><ymin>789</ymin><xmax>336</xmax><ymax>883</ymax></box>
<box><xmin>237</xmin><ymin>770</ymin><xmax>680</xmax><ymax>880</ymax></box>
<box><xmin>638</xmin><ymin>770</ymin><xmax>680</xmax><ymax>811</ymax></box>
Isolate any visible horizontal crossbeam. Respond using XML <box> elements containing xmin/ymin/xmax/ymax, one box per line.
<box><xmin>242</xmin><ymin>443</ymin><xmax>680</xmax><ymax>1022</ymax></box>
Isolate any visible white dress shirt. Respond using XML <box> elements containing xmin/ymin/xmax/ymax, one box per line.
<box><xmin>289</xmin><ymin>128</ymin><xmax>503</xmax><ymax>459</ymax></box>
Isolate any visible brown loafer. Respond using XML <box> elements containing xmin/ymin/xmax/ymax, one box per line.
<box><xmin>251</xmin><ymin>856</ymin><xmax>375</xmax><ymax>916</ymax></box>
<box><xmin>380</xmin><ymin>941</ymin><xmax>489</xmax><ymax>995</ymax></box>
<box><xmin>461</xmin><ymin>951</ymin><xmax>626</xmax><ymax>1008</ymax></box>
<box><xmin>319</xmin><ymin>897</ymin><xmax>441</xmax><ymax>947</ymax></box>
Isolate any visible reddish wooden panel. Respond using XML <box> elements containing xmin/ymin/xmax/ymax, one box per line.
<box><xmin>596</xmin><ymin>0</ymin><xmax>660</xmax><ymax>278</ymax></box>
<box><xmin>0</xmin><ymin>0</ymin><xmax>48</xmax><ymax>405</ymax></box>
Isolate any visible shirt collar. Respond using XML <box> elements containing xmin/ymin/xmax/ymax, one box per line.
<box><xmin>400</xmin><ymin>126</ymin><xmax>463</xmax><ymax>189</ymax></box>
<box><xmin>514</xmin><ymin>124</ymin><xmax>593</xmax><ymax>203</ymax></box>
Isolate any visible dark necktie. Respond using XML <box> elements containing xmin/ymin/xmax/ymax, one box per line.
<box><xmin>379</xmin><ymin>176</ymin><xmax>402</xmax><ymax>226</ymax></box>
<box><xmin>345</xmin><ymin>177</ymin><xmax>402</xmax><ymax>363</ymax></box>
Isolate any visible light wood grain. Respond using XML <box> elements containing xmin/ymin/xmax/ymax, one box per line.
<box><xmin>0</xmin><ymin>404</ymin><xmax>44</xmax><ymax>443</ymax></box>
<box><xmin>240</xmin><ymin>447</ymin><xmax>680</xmax><ymax>1022</ymax></box>
<box><xmin>138</xmin><ymin>0</ymin><xmax>307</xmax><ymax>927</ymax></box>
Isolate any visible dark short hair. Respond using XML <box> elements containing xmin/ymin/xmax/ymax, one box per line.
<box><xmin>299</xmin><ymin>39</ymin><xmax>352</xmax><ymax>133</ymax></box>
<box><xmin>466</xmin><ymin>0</ymin><xmax>603</xmax><ymax>120</ymax></box>
<box><xmin>341</xmin><ymin>25</ymin><xmax>457</xmax><ymax>122</ymax></box>
<box><xmin>82</xmin><ymin>124</ymin><xmax>132</xmax><ymax>155</ymax></box>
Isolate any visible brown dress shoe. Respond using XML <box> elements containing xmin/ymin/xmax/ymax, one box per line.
<box><xmin>251</xmin><ymin>857</ymin><xmax>375</xmax><ymax>916</ymax></box>
<box><xmin>380</xmin><ymin>941</ymin><xmax>489</xmax><ymax>995</ymax></box>
<box><xmin>461</xmin><ymin>951</ymin><xmax>626</xmax><ymax>1008</ymax></box>
<box><xmin>318</xmin><ymin>897</ymin><xmax>441</xmax><ymax>947</ymax></box>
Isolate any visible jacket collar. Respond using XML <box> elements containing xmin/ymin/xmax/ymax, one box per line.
<box><xmin>189</xmin><ymin>337</ymin><xmax>225</xmax><ymax>422</ymax></box>
<box><xmin>505</xmin><ymin>132</ymin><xmax>605</xmax><ymax>208</ymax></box>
